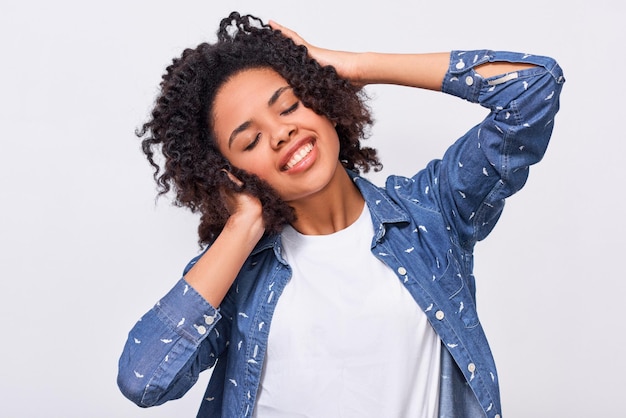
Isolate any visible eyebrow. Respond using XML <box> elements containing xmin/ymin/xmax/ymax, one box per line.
<box><xmin>227</xmin><ymin>85</ymin><xmax>292</xmax><ymax>148</ymax></box>
<box><xmin>268</xmin><ymin>86</ymin><xmax>291</xmax><ymax>107</ymax></box>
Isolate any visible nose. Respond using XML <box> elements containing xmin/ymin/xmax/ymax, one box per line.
<box><xmin>270</xmin><ymin>121</ymin><xmax>296</xmax><ymax>149</ymax></box>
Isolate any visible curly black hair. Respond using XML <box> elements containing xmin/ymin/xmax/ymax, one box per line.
<box><xmin>138</xmin><ymin>12</ymin><xmax>381</xmax><ymax>244</ymax></box>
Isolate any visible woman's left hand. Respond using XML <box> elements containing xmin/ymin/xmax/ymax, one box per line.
<box><xmin>269</xmin><ymin>20</ymin><xmax>363</xmax><ymax>85</ymax></box>
<box><xmin>269</xmin><ymin>20</ymin><xmax>451</xmax><ymax>91</ymax></box>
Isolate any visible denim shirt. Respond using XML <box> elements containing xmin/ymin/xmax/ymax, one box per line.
<box><xmin>118</xmin><ymin>50</ymin><xmax>564</xmax><ymax>418</ymax></box>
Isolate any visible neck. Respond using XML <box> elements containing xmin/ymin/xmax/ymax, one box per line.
<box><xmin>288</xmin><ymin>165</ymin><xmax>365</xmax><ymax>235</ymax></box>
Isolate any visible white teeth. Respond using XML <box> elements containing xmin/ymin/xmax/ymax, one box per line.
<box><xmin>285</xmin><ymin>142</ymin><xmax>314</xmax><ymax>170</ymax></box>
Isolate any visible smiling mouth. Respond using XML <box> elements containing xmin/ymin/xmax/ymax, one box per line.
<box><xmin>283</xmin><ymin>141</ymin><xmax>314</xmax><ymax>170</ymax></box>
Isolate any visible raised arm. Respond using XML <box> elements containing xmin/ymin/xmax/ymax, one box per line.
<box><xmin>184</xmin><ymin>175</ymin><xmax>265</xmax><ymax>307</ymax></box>
<box><xmin>118</xmin><ymin>177</ymin><xmax>265</xmax><ymax>406</ymax></box>
<box><xmin>271</xmin><ymin>21</ymin><xmax>564</xmax><ymax>249</ymax></box>
<box><xmin>270</xmin><ymin>21</ymin><xmax>536</xmax><ymax>90</ymax></box>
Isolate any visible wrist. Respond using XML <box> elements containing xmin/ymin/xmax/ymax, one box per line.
<box><xmin>224</xmin><ymin>210</ymin><xmax>265</xmax><ymax>243</ymax></box>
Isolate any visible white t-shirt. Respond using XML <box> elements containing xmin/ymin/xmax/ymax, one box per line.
<box><xmin>253</xmin><ymin>204</ymin><xmax>441</xmax><ymax>418</ymax></box>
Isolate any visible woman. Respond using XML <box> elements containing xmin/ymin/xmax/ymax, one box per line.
<box><xmin>118</xmin><ymin>12</ymin><xmax>564</xmax><ymax>418</ymax></box>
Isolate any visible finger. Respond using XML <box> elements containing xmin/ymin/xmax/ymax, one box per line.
<box><xmin>268</xmin><ymin>19</ymin><xmax>282</xmax><ymax>31</ymax></box>
<box><xmin>268</xmin><ymin>20</ymin><xmax>288</xmax><ymax>33</ymax></box>
<box><xmin>268</xmin><ymin>20</ymin><xmax>306</xmax><ymax>46</ymax></box>
<box><xmin>221</xmin><ymin>169</ymin><xmax>244</xmax><ymax>188</ymax></box>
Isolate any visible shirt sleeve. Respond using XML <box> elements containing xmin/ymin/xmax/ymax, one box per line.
<box><xmin>434</xmin><ymin>50</ymin><xmax>565</xmax><ymax>250</ymax></box>
<box><xmin>117</xmin><ymin>252</ymin><xmax>231</xmax><ymax>407</ymax></box>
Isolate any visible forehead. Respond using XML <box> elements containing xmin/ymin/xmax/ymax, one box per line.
<box><xmin>211</xmin><ymin>68</ymin><xmax>291</xmax><ymax>143</ymax></box>
<box><xmin>215</xmin><ymin>67</ymin><xmax>289</xmax><ymax>110</ymax></box>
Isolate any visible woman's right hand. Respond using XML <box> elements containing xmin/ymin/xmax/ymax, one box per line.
<box><xmin>184</xmin><ymin>171</ymin><xmax>265</xmax><ymax>307</ymax></box>
<box><xmin>220</xmin><ymin>170</ymin><xmax>265</xmax><ymax>243</ymax></box>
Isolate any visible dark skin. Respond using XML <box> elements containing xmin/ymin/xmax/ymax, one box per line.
<box><xmin>184</xmin><ymin>21</ymin><xmax>536</xmax><ymax>308</ymax></box>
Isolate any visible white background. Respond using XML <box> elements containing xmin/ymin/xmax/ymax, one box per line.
<box><xmin>1</xmin><ymin>0</ymin><xmax>624</xmax><ymax>417</ymax></box>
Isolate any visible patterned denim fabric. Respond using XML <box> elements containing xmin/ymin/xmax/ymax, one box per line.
<box><xmin>118</xmin><ymin>50</ymin><xmax>564</xmax><ymax>418</ymax></box>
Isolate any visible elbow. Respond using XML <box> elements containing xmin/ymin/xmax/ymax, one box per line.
<box><xmin>117</xmin><ymin>352</ymin><xmax>163</xmax><ymax>408</ymax></box>
<box><xmin>117</xmin><ymin>369</ymin><xmax>153</xmax><ymax>408</ymax></box>
<box><xmin>546</xmin><ymin>57</ymin><xmax>565</xmax><ymax>85</ymax></box>
<box><xmin>117</xmin><ymin>356</ymin><xmax>192</xmax><ymax>407</ymax></box>
<box><xmin>535</xmin><ymin>55</ymin><xmax>565</xmax><ymax>92</ymax></box>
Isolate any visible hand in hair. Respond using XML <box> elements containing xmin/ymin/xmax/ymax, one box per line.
<box><xmin>184</xmin><ymin>169</ymin><xmax>265</xmax><ymax>308</ymax></box>
<box><xmin>269</xmin><ymin>19</ymin><xmax>450</xmax><ymax>91</ymax></box>
<box><xmin>219</xmin><ymin>170</ymin><xmax>265</xmax><ymax>235</ymax></box>
<box><xmin>269</xmin><ymin>20</ymin><xmax>364</xmax><ymax>86</ymax></box>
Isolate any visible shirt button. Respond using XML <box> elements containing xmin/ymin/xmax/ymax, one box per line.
<box><xmin>397</xmin><ymin>267</ymin><xmax>407</xmax><ymax>275</ymax></box>
<box><xmin>495</xmin><ymin>415</ymin><xmax>501</xmax><ymax>418</ymax></box>
<box><xmin>205</xmin><ymin>315</ymin><xmax>215</xmax><ymax>325</ymax></box>
<box><xmin>465</xmin><ymin>76</ymin><xmax>474</xmax><ymax>86</ymax></box>
<box><xmin>468</xmin><ymin>363</ymin><xmax>476</xmax><ymax>373</ymax></box>
<box><xmin>435</xmin><ymin>310</ymin><xmax>445</xmax><ymax>320</ymax></box>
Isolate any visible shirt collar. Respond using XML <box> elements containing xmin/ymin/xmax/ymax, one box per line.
<box><xmin>251</xmin><ymin>169</ymin><xmax>410</xmax><ymax>256</ymax></box>
<box><xmin>348</xmin><ymin>170</ymin><xmax>410</xmax><ymax>242</ymax></box>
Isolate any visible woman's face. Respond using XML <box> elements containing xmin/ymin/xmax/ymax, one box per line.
<box><xmin>212</xmin><ymin>67</ymin><xmax>342</xmax><ymax>203</ymax></box>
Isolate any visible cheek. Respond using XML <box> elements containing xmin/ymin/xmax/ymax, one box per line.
<box><xmin>230</xmin><ymin>154</ymin><xmax>274</xmax><ymax>180</ymax></box>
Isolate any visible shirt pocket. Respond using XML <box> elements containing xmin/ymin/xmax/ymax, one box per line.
<box><xmin>435</xmin><ymin>252</ymin><xmax>480</xmax><ymax>329</ymax></box>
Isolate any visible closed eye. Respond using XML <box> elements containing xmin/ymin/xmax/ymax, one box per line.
<box><xmin>244</xmin><ymin>133</ymin><xmax>261</xmax><ymax>151</ymax></box>
<box><xmin>281</xmin><ymin>102</ymin><xmax>299</xmax><ymax>116</ymax></box>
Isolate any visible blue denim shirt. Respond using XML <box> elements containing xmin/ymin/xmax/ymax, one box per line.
<box><xmin>118</xmin><ymin>50</ymin><xmax>564</xmax><ymax>418</ymax></box>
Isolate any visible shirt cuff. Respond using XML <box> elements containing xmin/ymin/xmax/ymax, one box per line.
<box><xmin>153</xmin><ymin>278</ymin><xmax>221</xmax><ymax>344</ymax></box>
<box><xmin>441</xmin><ymin>50</ymin><xmax>493</xmax><ymax>103</ymax></box>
